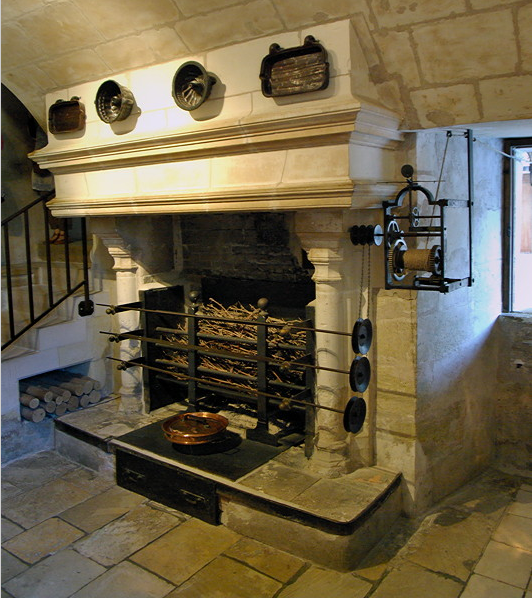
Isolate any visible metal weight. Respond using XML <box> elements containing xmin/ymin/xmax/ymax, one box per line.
<box><xmin>349</xmin><ymin>356</ymin><xmax>371</xmax><ymax>393</ymax></box>
<box><xmin>343</xmin><ymin>396</ymin><xmax>367</xmax><ymax>434</ymax></box>
<box><xmin>351</xmin><ymin>318</ymin><xmax>373</xmax><ymax>355</ymax></box>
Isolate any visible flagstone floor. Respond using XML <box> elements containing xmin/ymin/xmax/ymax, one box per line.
<box><xmin>2</xmin><ymin>450</ymin><xmax>531</xmax><ymax>598</ymax></box>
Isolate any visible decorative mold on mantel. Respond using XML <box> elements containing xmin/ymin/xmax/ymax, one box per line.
<box><xmin>30</xmin><ymin>20</ymin><xmax>404</xmax><ymax>218</ymax></box>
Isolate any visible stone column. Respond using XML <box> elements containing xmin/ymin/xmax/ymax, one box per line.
<box><xmin>95</xmin><ymin>227</ymin><xmax>144</xmax><ymax>413</ymax></box>
<box><xmin>296</xmin><ymin>212</ymin><xmax>351</xmax><ymax>477</ymax></box>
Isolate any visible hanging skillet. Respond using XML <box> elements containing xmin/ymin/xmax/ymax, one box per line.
<box><xmin>343</xmin><ymin>396</ymin><xmax>367</xmax><ymax>434</ymax></box>
<box><xmin>351</xmin><ymin>318</ymin><xmax>373</xmax><ymax>355</ymax></box>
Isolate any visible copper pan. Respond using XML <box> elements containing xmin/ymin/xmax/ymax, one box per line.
<box><xmin>162</xmin><ymin>412</ymin><xmax>228</xmax><ymax>445</ymax></box>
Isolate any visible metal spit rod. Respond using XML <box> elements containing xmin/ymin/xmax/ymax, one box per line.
<box><xmin>97</xmin><ymin>302</ymin><xmax>353</xmax><ymax>338</ymax></box>
<box><xmin>100</xmin><ymin>329</ymin><xmax>351</xmax><ymax>376</ymax></box>
<box><xmin>107</xmin><ymin>356</ymin><xmax>345</xmax><ymax>416</ymax></box>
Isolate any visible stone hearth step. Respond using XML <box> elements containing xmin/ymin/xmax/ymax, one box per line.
<box><xmin>54</xmin><ymin>398</ymin><xmax>402</xmax><ymax>571</ymax></box>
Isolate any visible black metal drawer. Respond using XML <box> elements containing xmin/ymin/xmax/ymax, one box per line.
<box><xmin>116</xmin><ymin>449</ymin><xmax>219</xmax><ymax>524</ymax></box>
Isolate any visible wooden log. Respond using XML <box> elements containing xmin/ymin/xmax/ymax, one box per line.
<box><xmin>20</xmin><ymin>406</ymin><xmax>46</xmax><ymax>422</ymax></box>
<box><xmin>19</xmin><ymin>394</ymin><xmax>40</xmax><ymax>409</ymax></box>
<box><xmin>19</xmin><ymin>383</ymin><xmax>54</xmax><ymax>402</ymax></box>
<box><xmin>31</xmin><ymin>373</ymin><xmax>84</xmax><ymax>396</ymax></box>
<box><xmin>49</xmin><ymin>386</ymin><xmax>71</xmax><ymax>401</ymax></box>
<box><xmin>51</xmin><ymin>371</ymin><xmax>92</xmax><ymax>394</ymax></box>
<box><xmin>30</xmin><ymin>374</ymin><xmax>81</xmax><ymax>397</ymax></box>
<box><xmin>66</xmin><ymin>396</ymin><xmax>79</xmax><ymax>411</ymax></box>
<box><xmin>52</xmin><ymin>393</ymin><xmax>65</xmax><ymax>406</ymax></box>
<box><xmin>39</xmin><ymin>401</ymin><xmax>56</xmax><ymax>414</ymax></box>
<box><xmin>78</xmin><ymin>376</ymin><xmax>102</xmax><ymax>391</ymax></box>
<box><xmin>55</xmin><ymin>403</ymin><xmax>67</xmax><ymax>417</ymax></box>
<box><xmin>88</xmin><ymin>390</ymin><xmax>101</xmax><ymax>404</ymax></box>
<box><xmin>79</xmin><ymin>394</ymin><xmax>91</xmax><ymax>408</ymax></box>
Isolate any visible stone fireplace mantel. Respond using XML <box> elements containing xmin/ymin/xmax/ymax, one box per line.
<box><xmin>28</xmin><ymin>20</ymin><xmax>403</xmax><ymax>218</ymax></box>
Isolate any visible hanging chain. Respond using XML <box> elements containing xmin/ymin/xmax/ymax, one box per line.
<box><xmin>358</xmin><ymin>244</ymin><xmax>366</xmax><ymax>320</ymax></box>
<box><xmin>358</xmin><ymin>243</ymin><xmax>372</xmax><ymax>320</ymax></box>
<box><xmin>366</xmin><ymin>243</ymin><xmax>371</xmax><ymax>320</ymax></box>
<box><xmin>424</xmin><ymin>131</ymin><xmax>451</xmax><ymax>248</ymax></box>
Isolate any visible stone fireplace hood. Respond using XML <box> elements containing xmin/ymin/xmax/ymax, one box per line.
<box><xmin>30</xmin><ymin>21</ymin><xmax>403</xmax><ymax>218</ymax></box>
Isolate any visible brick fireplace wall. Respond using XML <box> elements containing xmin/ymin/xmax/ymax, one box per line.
<box><xmin>179</xmin><ymin>212</ymin><xmax>313</xmax><ymax>283</ymax></box>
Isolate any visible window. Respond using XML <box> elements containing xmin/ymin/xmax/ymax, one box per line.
<box><xmin>504</xmin><ymin>138</ymin><xmax>532</xmax><ymax>312</ymax></box>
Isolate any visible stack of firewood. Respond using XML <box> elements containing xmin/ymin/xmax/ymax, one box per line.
<box><xmin>166</xmin><ymin>299</ymin><xmax>307</xmax><ymax>395</ymax></box>
<box><xmin>19</xmin><ymin>371</ymin><xmax>103</xmax><ymax>422</ymax></box>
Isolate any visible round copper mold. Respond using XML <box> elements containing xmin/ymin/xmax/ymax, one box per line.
<box><xmin>162</xmin><ymin>412</ymin><xmax>228</xmax><ymax>445</ymax></box>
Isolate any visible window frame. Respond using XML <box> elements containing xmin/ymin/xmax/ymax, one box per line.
<box><xmin>502</xmin><ymin>137</ymin><xmax>532</xmax><ymax>313</ymax></box>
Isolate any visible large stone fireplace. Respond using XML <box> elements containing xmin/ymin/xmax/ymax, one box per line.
<box><xmin>31</xmin><ymin>19</ymin><xmax>403</xmax><ymax>481</ymax></box>
<box><xmin>29</xmin><ymin>19</ymin><xmax>506</xmax><ymax>567</ymax></box>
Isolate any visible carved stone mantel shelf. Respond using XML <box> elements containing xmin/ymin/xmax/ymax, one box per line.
<box><xmin>32</xmin><ymin>105</ymin><xmax>401</xmax><ymax>174</ymax></box>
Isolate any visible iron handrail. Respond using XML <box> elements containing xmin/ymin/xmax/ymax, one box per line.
<box><xmin>1</xmin><ymin>193</ymin><xmax>93</xmax><ymax>351</ymax></box>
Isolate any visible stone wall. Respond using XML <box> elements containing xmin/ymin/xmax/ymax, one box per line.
<box><xmin>495</xmin><ymin>314</ymin><xmax>532</xmax><ymax>475</ymax></box>
<box><xmin>374</xmin><ymin>131</ymin><xmax>506</xmax><ymax>515</ymax></box>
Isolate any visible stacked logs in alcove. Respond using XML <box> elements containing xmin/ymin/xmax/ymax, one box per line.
<box><xmin>165</xmin><ymin>299</ymin><xmax>307</xmax><ymax>398</ymax></box>
<box><xmin>19</xmin><ymin>371</ymin><xmax>103</xmax><ymax>422</ymax></box>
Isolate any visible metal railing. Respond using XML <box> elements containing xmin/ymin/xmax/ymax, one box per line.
<box><xmin>2</xmin><ymin>192</ymin><xmax>94</xmax><ymax>351</ymax></box>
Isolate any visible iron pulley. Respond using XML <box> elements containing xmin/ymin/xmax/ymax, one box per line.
<box><xmin>351</xmin><ymin>318</ymin><xmax>373</xmax><ymax>355</ymax></box>
<box><xmin>349</xmin><ymin>224</ymin><xmax>383</xmax><ymax>247</ymax></box>
<box><xmin>349</xmin><ymin>356</ymin><xmax>371</xmax><ymax>393</ymax></box>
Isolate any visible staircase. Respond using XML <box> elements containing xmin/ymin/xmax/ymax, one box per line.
<box><xmin>1</xmin><ymin>195</ymin><xmax>111</xmax><ymax>464</ymax></box>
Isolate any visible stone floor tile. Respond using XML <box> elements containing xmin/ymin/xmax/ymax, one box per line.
<box><xmin>166</xmin><ymin>555</ymin><xmax>281</xmax><ymax>598</ymax></box>
<box><xmin>74</xmin><ymin>503</ymin><xmax>182</xmax><ymax>566</ymax></box>
<box><xmin>508</xmin><ymin>489</ymin><xmax>532</xmax><ymax>519</ymax></box>
<box><xmin>1</xmin><ymin>480</ymin><xmax>23</xmax><ymax>502</ymax></box>
<box><xmin>130</xmin><ymin>518</ymin><xmax>240</xmax><ymax>585</ymax></box>
<box><xmin>405</xmin><ymin>509</ymin><xmax>495</xmax><ymax>581</ymax></box>
<box><xmin>493</xmin><ymin>513</ymin><xmax>532</xmax><ymax>552</ymax></box>
<box><xmin>353</xmin><ymin>517</ymin><xmax>418</xmax><ymax>582</ymax></box>
<box><xmin>1</xmin><ymin>479</ymin><xmax>93</xmax><ymax>529</ymax></box>
<box><xmin>474</xmin><ymin>539</ymin><xmax>532</xmax><ymax>589</ymax></box>
<box><xmin>369</xmin><ymin>561</ymin><xmax>462</xmax><ymax>598</ymax></box>
<box><xmin>60</xmin><ymin>485</ymin><xmax>145</xmax><ymax>532</ymax></box>
<box><xmin>439</xmin><ymin>470</ymin><xmax>517</xmax><ymax>524</ymax></box>
<box><xmin>1</xmin><ymin>518</ymin><xmax>24</xmax><ymax>542</ymax></box>
<box><xmin>1</xmin><ymin>451</ymin><xmax>77</xmax><ymax>493</ymax></box>
<box><xmin>70</xmin><ymin>560</ymin><xmax>174</xmax><ymax>598</ymax></box>
<box><xmin>1</xmin><ymin>549</ymin><xmax>28</xmax><ymax>582</ymax></box>
<box><xmin>3</xmin><ymin>549</ymin><xmax>105</xmax><ymax>598</ymax></box>
<box><xmin>2</xmin><ymin>589</ymin><xmax>14</xmax><ymax>598</ymax></box>
<box><xmin>290</xmin><ymin>478</ymin><xmax>378</xmax><ymax>521</ymax></box>
<box><xmin>239</xmin><ymin>462</ymin><xmax>318</xmax><ymax>501</ymax></box>
<box><xmin>224</xmin><ymin>537</ymin><xmax>305</xmax><ymax>582</ymax></box>
<box><xmin>460</xmin><ymin>574</ymin><xmax>524</xmax><ymax>598</ymax></box>
<box><xmin>60</xmin><ymin>466</ymin><xmax>115</xmax><ymax>495</ymax></box>
<box><xmin>277</xmin><ymin>565</ymin><xmax>372</xmax><ymax>598</ymax></box>
<box><xmin>2</xmin><ymin>518</ymin><xmax>85</xmax><ymax>564</ymax></box>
